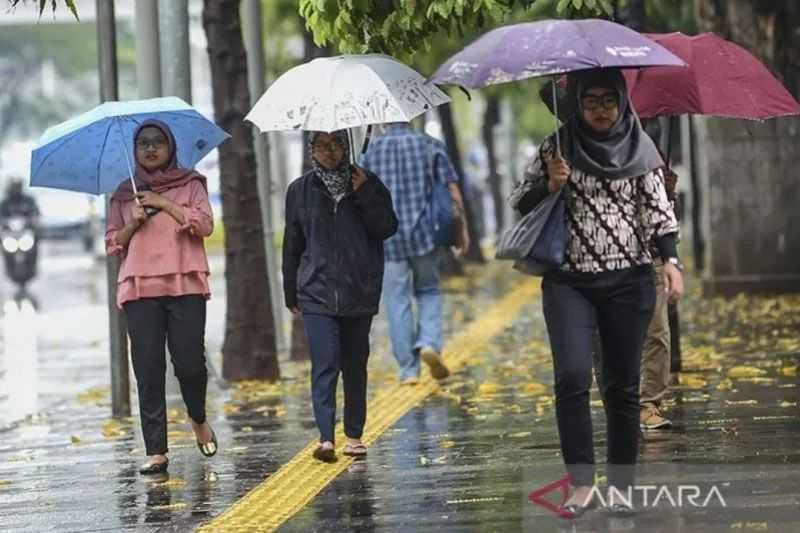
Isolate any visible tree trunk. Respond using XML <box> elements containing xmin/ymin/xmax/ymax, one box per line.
<box><xmin>438</xmin><ymin>102</ymin><xmax>485</xmax><ymax>265</ymax></box>
<box><xmin>202</xmin><ymin>0</ymin><xmax>279</xmax><ymax>380</ymax></box>
<box><xmin>695</xmin><ymin>0</ymin><xmax>800</xmax><ymax>294</ymax></box>
<box><xmin>481</xmin><ymin>95</ymin><xmax>504</xmax><ymax>239</ymax></box>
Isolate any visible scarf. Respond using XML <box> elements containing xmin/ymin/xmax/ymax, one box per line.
<box><xmin>112</xmin><ymin>119</ymin><xmax>205</xmax><ymax>202</ymax></box>
<box><xmin>309</xmin><ymin>130</ymin><xmax>352</xmax><ymax>201</ymax></box>
<box><xmin>563</xmin><ymin>69</ymin><xmax>663</xmax><ymax>180</ymax></box>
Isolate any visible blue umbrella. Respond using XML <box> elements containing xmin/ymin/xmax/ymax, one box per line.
<box><xmin>30</xmin><ymin>97</ymin><xmax>229</xmax><ymax>195</ymax></box>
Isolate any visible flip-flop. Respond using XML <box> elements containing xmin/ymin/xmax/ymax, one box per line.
<box><xmin>197</xmin><ymin>428</ymin><xmax>218</xmax><ymax>458</ymax></box>
<box><xmin>312</xmin><ymin>445</ymin><xmax>337</xmax><ymax>463</ymax></box>
<box><xmin>343</xmin><ymin>443</ymin><xmax>368</xmax><ymax>457</ymax></box>
<box><xmin>139</xmin><ymin>458</ymin><xmax>169</xmax><ymax>475</ymax></box>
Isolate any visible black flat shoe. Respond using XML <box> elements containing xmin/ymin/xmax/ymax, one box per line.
<box><xmin>139</xmin><ymin>458</ymin><xmax>169</xmax><ymax>475</ymax></box>
<box><xmin>197</xmin><ymin>428</ymin><xmax>218</xmax><ymax>458</ymax></box>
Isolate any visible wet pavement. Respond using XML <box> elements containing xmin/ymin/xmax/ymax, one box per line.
<box><xmin>0</xmin><ymin>244</ymin><xmax>799</xmax><ymax>532</ymax></box>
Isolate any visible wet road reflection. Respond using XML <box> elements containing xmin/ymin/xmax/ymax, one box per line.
<box><xmin>1</xmin><ymin>297</ymin><xmax>39</xmax><ymax>426</ymax></box>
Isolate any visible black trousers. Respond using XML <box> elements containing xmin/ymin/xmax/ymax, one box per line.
<box><xmin>303</xmin><ymin>313</ymin><xmax>373</xmax><ymax>444</ymax></box>
<box><xmin>124</xmin><ymin>295</ymin><xmax>208</xmax><ymax>455</ymax></box>
<box><xmin>542</xmin><ymin>266</ymin><xmax>655</xmax><ymax>490</ymax></box>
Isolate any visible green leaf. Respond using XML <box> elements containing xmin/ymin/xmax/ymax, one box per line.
<box><xmin>597</xmin><ymin>0</ymin><xmax>613</xmax><ymax>16</ymax></box>
<box><xmin>556</xmin><ymin>0</ymin><xmax>571</xmax><ymax>14</ymax></box>
<box><xmin>64</xmin><ymin>0</ymin><xmax>79</xmax><ymax>20</ymax></box>
<box><xmin>573</xmin><ymin>0</ymin><xmax>583</xmax><ymax>10</ymax></box>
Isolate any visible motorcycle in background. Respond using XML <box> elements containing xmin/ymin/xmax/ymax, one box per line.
<box><xmin>1</xmin><ymin>216</ymin><xmax>38</xmax><ymax>293</ymax></box>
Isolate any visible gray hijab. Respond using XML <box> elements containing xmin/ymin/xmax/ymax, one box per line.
<box><xmin>309</xmin><ymin>130</ymin><xmax>352</xmax><ymax>201</ymax></box>
<box><xmin>565</xmin><ymin>69</ymin><xmax>663</xmax><ymax>180</ymax></box>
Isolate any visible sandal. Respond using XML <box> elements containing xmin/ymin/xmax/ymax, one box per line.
<box><xmin>312</xmin><ymin>443</ymin><xmax>337</xmax><ymax>463</ymax></box>
<box><xmin>197</xmin><ymin>427</ymin><xmax>218</xmax><ymax>458</ymax></box>
<box><xmin>343</xmin><ymin>443</ymin><xmax>368</xmax><ymax>457</ymax></box>
<box><xmin>139</xmin><ymin>458</ymin><xmax>169</xmax><ymax>475</ymax></box>
<box><xmin>560</xmin><ymin>492</ymin><xmax>599</xmax><ymax>519</ymax></box>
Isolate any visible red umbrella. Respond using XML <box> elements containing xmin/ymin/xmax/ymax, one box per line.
<box><xmin>624</xmin><ymin>32</ymin><xmax>800</xmax><ymax>120</ymax></box>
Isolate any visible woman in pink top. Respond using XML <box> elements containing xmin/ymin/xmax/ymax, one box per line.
<box><xmin>105</xmin><ymin>120</ymin><xmax>217</xmax><ymax>475</ymax></box>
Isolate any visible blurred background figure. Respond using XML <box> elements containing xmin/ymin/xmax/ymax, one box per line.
<box><xmin>0</xmin><ymin>178</ymin><xmax>40</xmax><ymax>298</ymax></box>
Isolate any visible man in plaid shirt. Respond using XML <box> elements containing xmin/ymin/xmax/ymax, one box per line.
<box><xmin>360</xmin><ymin>122</ymin><xmax>470</xmax><ymax>383</ymax></box>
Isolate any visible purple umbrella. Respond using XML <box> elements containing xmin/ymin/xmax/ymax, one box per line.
<box><xmin>432</xmin><ymin>18</ymin><xmax>685</xmax><ymax>154</ymax></box>
<box><xmin>432</xmin><ymin>18</ymin><xmax>685</xmax><ymax>88</ymax></box>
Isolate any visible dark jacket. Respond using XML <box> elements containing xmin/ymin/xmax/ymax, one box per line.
<box><xmin>283</xmin><ymin>169</ymin><xmax>399</xmax><ymax>317</ymax></box>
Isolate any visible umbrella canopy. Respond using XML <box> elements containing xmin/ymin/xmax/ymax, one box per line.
<box><xmin>431</xmin><ymin>18</ymin><xmax>685</xmax><ymax>89</ymax></box>
<box><xmin>245</xmin><ymin>54</ymin><xmax>451</xmax><ymax>133</ymax></box>
<box><xmin>624</xmin><ymin>32</ymin><xmax>800</xmax><ymax>120</ymax></box>
<box><xmin>31</xmin><ymin>97</ymin><xmax>229</xmax><ymax>195</ymax></box>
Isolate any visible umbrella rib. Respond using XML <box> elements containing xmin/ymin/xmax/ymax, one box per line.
<box><xmin>95</xmin><ymin>118</ymin><xmax>116</xmax><ymax>195</ymax></box>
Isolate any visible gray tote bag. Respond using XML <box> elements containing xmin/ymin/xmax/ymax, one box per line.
<box><xmin>496</xmin><ymin>188</ymin><xmax>567</xmax><ymax>276</ymax></box>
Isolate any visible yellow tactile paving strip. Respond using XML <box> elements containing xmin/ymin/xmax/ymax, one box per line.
<box><xmin>198</xmin><ymin>279</ymin><xmax>541</xmax><ymax>532</ymax></box>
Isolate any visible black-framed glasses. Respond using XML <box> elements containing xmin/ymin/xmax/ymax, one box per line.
<box><xmin>136</xmin><ymin>138</ymin><xmax>168</xmax><ymax>150</ymax></box>
<box><xmin>581</xmin><ymin>94</ymin><xmax>619</xmax><ymax>112</ymax></box>
<box><xmin>313</xmin><ymin>141</ymin><xmax>345</xmax><ymax>154</ymax></box>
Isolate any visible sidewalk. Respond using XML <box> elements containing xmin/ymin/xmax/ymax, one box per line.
<box><xmin>1</xmin><ymin>260</ymin><xmax>799</xmax><ymax>532</ymax></box>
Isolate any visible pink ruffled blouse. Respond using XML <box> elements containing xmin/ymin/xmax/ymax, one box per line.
<box><xmin>105</xmin><ymin>179</ymin><xmax>214</xmax><ymax>308</ymax></box>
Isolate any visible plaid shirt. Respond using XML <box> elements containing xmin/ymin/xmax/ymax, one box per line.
<box><xmin>360</xmin><ymin>124</ymin><xmax>457</xmax><ymax>261</ymax></box>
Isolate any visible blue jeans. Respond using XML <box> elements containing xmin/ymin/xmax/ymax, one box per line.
<box><xmin>382</xmin><ymin>249</ymin><xmax>443</xmax><ymax>380</ymax></box>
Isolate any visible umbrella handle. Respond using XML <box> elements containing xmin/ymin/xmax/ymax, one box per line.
<box><xmin>552</xmin><ymin>77</ymin><xmax>562</xmax><ymax>158</ymax></box>
<box><xmin>362</xmin><ymin>125</ymin><xmax>373</xmax><ymax>155</ymax></box>
<box><xmin>347</xmin><ymin>128</ymin><xmax>355</xmax><ymax>166</ymax></box>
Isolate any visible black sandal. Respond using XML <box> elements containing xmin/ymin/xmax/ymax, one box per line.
<box><xmin>197</xmin><ymin>427</ymin><xmax>218</xmax><ymax>458</ymax></box>
<box><xmin>139</xmin><ymin>458</ymin><xmax>169</xmax><ymax>475</ymax></box>
<box><xmin>312</xmin><ymin>444</ymin><xmax>337</xmax><ymax>463</ymax></box>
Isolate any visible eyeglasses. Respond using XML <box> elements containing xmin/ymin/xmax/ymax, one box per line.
<box><xmin>313</xmin><ymin>141</ymin><xmax>345</xmax><ymax>154</ymax></box>
<box><xmin>136</xmin><ymin>138</ymin><xmax>168</xmax><ymax>150</ymax></box>
<box><xmin>581</xmin><ymin>94</ymin><xmax>619</xmax><ymax>112</ymax></box>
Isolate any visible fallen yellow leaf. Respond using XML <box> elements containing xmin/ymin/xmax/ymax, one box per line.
<box><xmin>725</xmin><ymin>399</ymin><xmax>758</xmax><ymax>406</ymax></box>
<box><xmin>101</xmin><ymin>420</ymin><xmax>127</xmax><ymax>439</ymax></box>
<box><xmin>523</xmin><ymin>382</ymin><xmax>548</xmax><ymax>396</ymax></box>
<box><xmin>679</xmin><ymin>374</ymin><xmax>708</xmax><ymax>389</ymax></box>
<box><xmin>222</xmin><ymin>404</ymin><xmax>241</xmax><ymax>415</ymax></box>
<box><xmin>508</xmin><ymin>431</ymin><xmax>531</xmax><ymax>438</ymax></box>
<box><xmin>440</xmin><ymin>440</ymin><xmax>456</xmax><ymax>449</ymax></box>
<box><xmin>160</xmin><ymin>477</ymin><xmax>186</xmax><ymax>488</ymax></box>
<box><xmin>728</xmin><ymin>366</ymin><xmax>767</xmax><ymax>379</ymax></box>
<box><xmin>717</xmin><ymin>379</ymin><xmax>734</xmax><ymax>391</ymax></box>
<box><xmin>70</xmin><ymin>436</ymin><xmax>81</xmax><ymax>444</ymax></box>
<box><xmin>77</xmin><ymin>387</ymin><xmax>109</xmax><ymax>405</ymax></box>
<box><xmin>151</xmin><ymin>502</ymin><xmax>187</xmax><ymax>511</ymax></box>
<box><xmin>478</xmin><ymin>383</ymin><xmax>500</xmax><ymax>395</ymax></box>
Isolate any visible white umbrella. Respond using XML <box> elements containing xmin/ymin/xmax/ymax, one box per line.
<box><xmin>245</xmin><ymin>54</ymin><xmax>451</xmax><ymax>134</ymax></box>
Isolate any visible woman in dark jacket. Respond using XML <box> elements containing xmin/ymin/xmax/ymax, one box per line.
<box><xmin>510</xmin><ymin>69</ymin><xmax>684</xmax><ymax>516</ymax></box>
<box><xmin>283</xmin><ymin>130</ymin><xmax>398</xmax><ymax>462</ymax></box>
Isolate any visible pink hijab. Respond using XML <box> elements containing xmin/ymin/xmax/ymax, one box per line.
<box><xmin>112</xmin><ymin>119</ymin><xmax>206</xmax><ymax>201</ymax></box>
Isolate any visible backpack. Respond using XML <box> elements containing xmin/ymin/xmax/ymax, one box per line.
<box><xmin>429</xmin><ymin>151</ymin><xmax>457</xmax><ymax>247</ymax></box>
